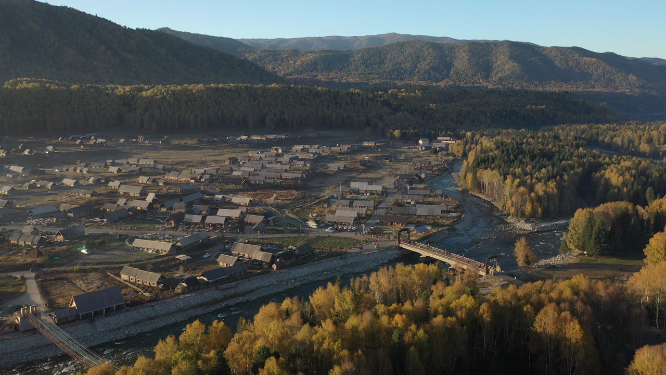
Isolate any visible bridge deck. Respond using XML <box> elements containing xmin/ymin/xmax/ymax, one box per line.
<box><xmin>399</xmin><ymin>242</ymin><xmax>487</xmax><ymax>275</ymax></box>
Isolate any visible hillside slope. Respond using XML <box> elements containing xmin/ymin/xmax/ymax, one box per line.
<box><xmin>240</xmin><ymin>40</ymin><xmax>666</xmax><ymax>92</ymax></box>
<box><xmin>157</xmin><ymin>27</ymin><xmax>255</xmax><ymax>56</ymax></box>
<box><xmin>0</xmin><ymin>0</ymin><xmax>280</xmax><ymax>85</ymax></box>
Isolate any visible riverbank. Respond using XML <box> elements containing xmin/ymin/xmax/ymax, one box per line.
<box><xmin>466</xmin><ymin>191</ymin><xmax>570</xmax><ymax>233</ymax></box>
<box><xmin>0</xmin><ymin>248</ymin><xmax>404</xmax><ymax>370</ymax></box>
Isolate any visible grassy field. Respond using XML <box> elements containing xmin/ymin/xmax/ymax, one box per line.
<box><xmin>518</xmin><ymin>254</ymin><xmax>645</xmax><ymax>282</ymax></box>
<box><xmin>0</xmin><ymin>276</ymin><xmax>27</xmax><ymax>305</ymax></box>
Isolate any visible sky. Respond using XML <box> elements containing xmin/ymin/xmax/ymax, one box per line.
<box><xmin>43</xmin><ymin>0</ymin><xmax>666</xmax><ymax>58</ymax></box>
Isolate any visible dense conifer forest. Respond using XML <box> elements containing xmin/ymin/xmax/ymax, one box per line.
<box><xmin>0</xmin><ymin>80</ymin><xmax>623</xmax><ymax>134</ymax></box>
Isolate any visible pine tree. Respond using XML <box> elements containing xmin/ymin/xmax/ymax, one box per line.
<box><xmin>591</xmin><ymin>217</ymin><xmax>609</xmax><ymax>256</ymax></box>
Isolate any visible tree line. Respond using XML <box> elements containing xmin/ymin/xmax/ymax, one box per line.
<box><xmin>551</xmin><ymin>123</ymin><xmax>666</xmax><ymax>160</ymax></box>
<box><xmin>564</xmin><ymin>199</ymin><xmax>666</xmax><ymax>256</ymax></box>
<box><xmin>79</xmin><ymin>260</ymin><xmax>666</xmax><ymax>375</ymax></box>
<box><xmin>0</xmin><ymin>79</ymin><xmax>623</xmax><ymax>135</ymax></box>
<box><xmin>458</xmin><ymin>129</ymin><xmax>666</xmax><ymax>220</ymax></box>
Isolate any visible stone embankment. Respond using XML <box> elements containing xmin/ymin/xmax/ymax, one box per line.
<box><xmin>0</xmin><ymin>248</ymin><xmax>404</xmax><ymax>369</ymax></box>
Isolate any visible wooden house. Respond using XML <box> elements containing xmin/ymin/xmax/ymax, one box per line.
<box><xmin>231</xmin><ymin>243</ymin><xmax>274</xmax><ymax>264</ymax></box>
<box><xmin>69</xmin><ymin>287</ymin><xmax>125</xmax><ymax>319</ymax></box>
<box><xmin>119</xmin><ymin>266</ymin><xmax>164</xmax><ymax>287</ymax></box>
<box><xmin>56</xmin><ymin>225</ymin><xmax>85</xmax><ymax>241</ymax></box>
<box><xmin>118</xmin><ymin>185</ymin><xmax>146</xmax><ymax>197</ymax></box>
<box><xmin>132</xmin><ymin>239</ymin><xmax>175</xmax><ymax>255</ymax></box>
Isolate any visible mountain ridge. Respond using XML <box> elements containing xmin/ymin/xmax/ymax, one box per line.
<box><xmin>159</xmin><ymin>28</ymin><xmax>666</xmax><ymax>114</ymax></box>
<box><xmin>236</xmin><ymin>32</ymin><xmax>496</xmax><ymax>51</ymax></box>
<box><xmin>0</xmin><ymin>0</ymin><xmax>280</xmax><ymax>85</ymax></box>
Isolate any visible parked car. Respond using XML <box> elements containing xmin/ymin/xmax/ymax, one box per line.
<box><xmin>203</xmin><ymin>253</ymin><xmax>211</xmax><ymax>259</ymax></box>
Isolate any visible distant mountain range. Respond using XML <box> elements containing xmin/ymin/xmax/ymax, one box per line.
<box><xmin>159</xmin><ymin>28</ymin><xmax>666</xmax><ymax>115</ymax></box>
<box><xmin>237</xmin><ymin>33</ymin><xmax>495</xmax><ymax>51</ymax></box>
<box><xmin>0</xmin><ymin>0</ymin><xmax>280</xmax><ymax>85</ymax></box>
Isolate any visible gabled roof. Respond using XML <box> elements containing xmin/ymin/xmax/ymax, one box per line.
<box><xmin>180</xmin><ymin>276</ymin><xmax>200</xmax><ymax>288</ymax></box>
<box><xmin>128</xmin><ymin>200</ymin><xmax>151</xmax><ymax>209</ymax></box>
<box><xmin>177</xmin><ymin>231</ymin><xmax>209</xmax><ymax>247</ymax></box>
<box><xmin>69</xmin><ymin>205</ymin><xmax>94</xmax><ymax>215</ymax></box>
<box><xmin>205</xmin><ymin>216</ymin><xmax>227</xmax><ymax>225</ymax></box>
<box><xmin>244</xmin><ymin>214</ymin><xmax>266</xmax><ymax>224</ymax></box>
<box><xmin>329</xmin><ymin>199</ymin><xmax>351</xmax><ymax>207</ymax></box>
<box><xmin>57</xmin><ymin>225</ymin><xmax>85</xmax><ymax>239</ymax></box>
<box><xmin>22</xmin><ymin>225</ymin><xmax>37</xmax><ymax>234</ymax></box>
<box><xmin>132</xmin><ymin>239</ymin><xmax>174</xmax><ymax>252</ymax></box>
<box><xmin>231</xmin><ymin>196</ymin><xmax>252</xmax><ymax>204</ymax></box>
<box><xmin>31</xmin><ymin>206</ymin><xmax>59</xmax><ymax>216</ymax></box>
<box><xmin>71</xmin><ymin>286</ymin><xmax>125</xmax><ymax>315</ymax></box>
<box><xmin>294</xmin><ymin>243</ymin><xmax>314</xmax><ymax>256</ymax></box>
<box><xmin>216</xmin><ymin>209</ymin><xmax>244</xmax><ymax>218</ymax></box>
<box><xmin>103</xmin><ymin>209</ymin><xmax>129</xmax><ymax>222</ymax></box>
<box><xmin>119</xmin><ymin>266</ymin><xmax>163</xmax><ymax>284</ymax></box>
<box><xmin>199</xmin><ymin>262</ymin><xmax>248</xmax><ymax>282</ymax></box>
<box><xmin>182</xmin><ymin>214</ymin><xmax>203</xmax><ymax>224</ymax></box>
<box><xmin>182</xmin><ymin>192</ymin><xmax>203</xmax><ymax>203</ymax></box>
<box><xmin>352</xmin><ymin>200</ymin><xmax>375</xmax><ymax>208</ymax></box>
<box><xmin>118</xmin><ymin>185</ymin><xmax>145</xmax><ymax>194</ymax></box>
<box><xmin>162</xmin><ymin>198</ymin><xmax>181</xmax><ymax>209</ymax></box>
<box><xmin>216</xmin><ymin>254</ymin><xmax>238</xmax><ymax>266</ymax></box>
<box><xmin>324</xmin><ymin>214</ymin><xmax>356</xmax><ymax>224</ymax></box>
<box><xmin>53</xmin><ymin>306</ymin><xmax>78</xmax><ymax>320</ymax></box>
<box><xmin>8</xmin><ymin>231</ymin><xmax>22</xmax><ymax>241</ymax></box>
<box><xmin>231</xmin><ymin>242</ymin><xmax>263</xmax><ymax>256</ymax></box>
<box><xmin>276</xmin><ymin>250</ymin><xmax>298</xmax><ymax>262</ymax></box>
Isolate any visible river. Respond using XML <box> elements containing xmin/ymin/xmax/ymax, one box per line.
<box><xmin>427</xmin><ymin>159</ymin><xmax>565</xmax><ymax>271</ymax></box>
<box><xmin>9</xmin><ymin>159</ymin><xmax>566</xmax><ymax>375</ymax></box>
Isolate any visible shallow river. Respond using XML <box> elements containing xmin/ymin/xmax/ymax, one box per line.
<box><xmin>10</xmin><ymin>159</ymin><xmax>565</xmax><ymax>374</ymax></box>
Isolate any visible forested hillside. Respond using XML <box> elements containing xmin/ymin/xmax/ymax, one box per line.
<box><xmin>157</xmin><ymin>27</ymin><xmax>256</xmax><ymax>56</ymax></box>
<box><xmin>457</xmin><ymin>127</ymin><xmax>666</xmax><ymax>220</ymax></box>
<box><xmin>164</xmin><ymin>30</ymin><xmax>666</xmax><ymax>114</ymax></box>
<box><xmin>0</xmin><ymin>80</ymin><xmax>623</xmax><ymax>134</ymax></box>
<box><xmin>0</xmin><ymin>0</ymin><xmax>279</xmax><ymax>85</ymax></box>
<box><xmin>238</xmin><ymin>41</ymin><xmax>666</xmax><ymax>92</ymax></box>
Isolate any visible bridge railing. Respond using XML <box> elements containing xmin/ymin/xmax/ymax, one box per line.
<box><xmin>400</xmin><ymin>242</ymin><xmax>486</xmax><ymax>271</ymax></box>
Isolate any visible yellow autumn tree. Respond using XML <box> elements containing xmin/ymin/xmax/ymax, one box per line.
<box><xmin>514</xmin><ymin>237</ymin><xmax>537</xmax><ymax>268</ymax></box>
<box><xmin>644</xmin><ymin>230</ymin><xmax>666</xmax><ymax>264</ymax></box>
<box><xmin>627</xmin><ymin>343</ymin><xmax>666</xmax><ymax>375</ymax></box>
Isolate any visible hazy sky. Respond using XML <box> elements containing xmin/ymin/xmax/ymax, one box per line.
<box><xmin>44</xmin><ymin>0</ymin><xmax>665</xmax><ymax>58</ymax></box>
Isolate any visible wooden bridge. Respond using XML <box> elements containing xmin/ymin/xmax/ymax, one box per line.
<box><xmin>398</xmin><ymin>241</ymin><xmax>501</xmax><ymax>276</ymax></box>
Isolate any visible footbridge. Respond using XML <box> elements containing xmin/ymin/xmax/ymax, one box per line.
<box><xmin>399</xmin><ymin>242</ymin><xmax>501</xmax><ymax>276</ymax></box>
<box><xmin>0</xmin><ymin>306</ymin><xmax>115</xmax><ymax>369</ymax></box>
<box><xmin>396</xmin><ymin>228</ymin><xmax>501</xmax><ymax>276</ymax></box>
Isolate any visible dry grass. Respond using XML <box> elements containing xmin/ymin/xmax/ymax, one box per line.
<box><xmin>36</xmin><ymin>269</ymin><xmax>132</xmax><ymax>309</ymax></box>
<box><xmin>517</xmin><ymin>254</ymin><xmax>645</xmax><ymax>282</ymax></box>
<box><xmin>0</xmin><ymin>275</ymin><xmax>27</xmax><ymax>304</ymax></box>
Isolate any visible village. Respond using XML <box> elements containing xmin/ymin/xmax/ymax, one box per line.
<box><xmin>0</xmin><ymin>131</ymin><xmax>461</xmax><ymax>334</ymax></box>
